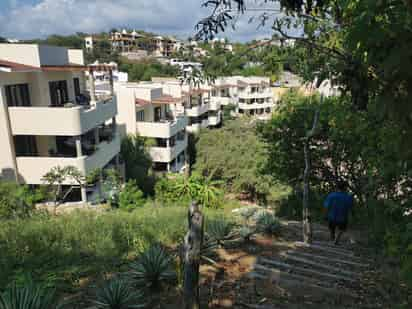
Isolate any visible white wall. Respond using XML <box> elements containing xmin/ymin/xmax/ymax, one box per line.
<box><xmin>0</xmin><ymin>44</ymin><xmax>83</xmax><ymax>67</ymax></box>
<box><xmin>0</xmin><ymin>44</ymin><xmax>41</xmax><ymax>67</ymax></box>
<box><xmin>0</xmin><ymin>85</ymin><xmax>17</xmax><ymax>181</ymax></box>
<box><xmin>68</xmin><ymin>50</ymin><xmax>85</xmax><ymax>65</ymax></box>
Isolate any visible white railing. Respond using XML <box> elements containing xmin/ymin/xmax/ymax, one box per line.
<box><xmin>237</xmin><ymin>90</ymin><xmax>273</xmax><ymax>100</ymax></box>
<box><xmin>16</xmin><ymin>134</ymin><xmax>120</xmax><ymax>185</ymax></box>
<box><xmin>186</xmin><ymin>103</ymin><xmax>209</xmax><ymax>117</ymax></box>
<box><xmin>148</xmin><ymin>137</ymin><xmax>188</xmax><ymax>163</ymax></box>
<box><xmin>136</xmin><ymin>116</ymin><xmax>187</xmax><ymax>139</ymax></box>
<box><xmin>238</xmin><ymin>101</ymin><xmax>274</xmax><ymax>110</ymax></box>
<box><xmin>8</xmin><ymin>97</ymin><xmax>117</xmax><ymax>136</ymax></box>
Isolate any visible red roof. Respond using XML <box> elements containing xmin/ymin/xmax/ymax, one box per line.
<box><xmin>135</xmin><ymin>98</ymin><xmax>151</xmax><ymax>106</ymax></box>
<box><xmin>152</xmin><ymin>95</ymin><xmax>182</xmax><ymax>104</ymax></box>
<box><xmin>0</xmin><ymin>60</ymin><xmax>89</xmax><ymax>73</ymax></box>
<box><xmin>42</xmin><ymin>64</ymin><xmax>87</xmax><ymax>72</ymax></box>
<box><xmin>0</xmin><ymin>60</ymin><xmax>41</xmax><ymax>72</ymax></box>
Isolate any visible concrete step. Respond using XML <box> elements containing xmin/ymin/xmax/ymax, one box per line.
<box><xmin>259</xmin><ymin>257</ymin><xmax>357</xmax><ymax>283</ymax></box>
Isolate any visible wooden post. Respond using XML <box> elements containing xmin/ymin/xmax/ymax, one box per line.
<box><xmin>183</xmin><ymin>201</ymin><xmax>204</xmax><ymax>309</ymax></box>
<box><xmin>302</xmin><ymin>104</ymin><xmax>320</xmax><ymax>244</ymax></box>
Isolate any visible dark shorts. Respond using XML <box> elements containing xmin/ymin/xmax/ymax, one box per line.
<box><xmin>328</xmin><ymin>220</ymin><xmax>348</xmax><ymax>231</ymax></box>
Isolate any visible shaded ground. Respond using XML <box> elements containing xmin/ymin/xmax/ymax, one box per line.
<box><xmin>158</xmin><ymin>220</ymin><xmax>410</xmax><ymax>308</ymax></box>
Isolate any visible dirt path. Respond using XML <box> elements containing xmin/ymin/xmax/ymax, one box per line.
<box><xmin>182</xmin><ymin>220</ymin><xmax>409</xmax><ymax>309</ymax></box>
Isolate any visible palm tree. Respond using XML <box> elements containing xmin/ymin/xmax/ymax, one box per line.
<box><xmin>173</xmin><ymin>175</ymin><xmax>201</xmax><ymax>200</ymax></box>
<box><xmin>196</xmin><ymin>178</ymin><xmax>223</xmax><ymax>209</ymax></box>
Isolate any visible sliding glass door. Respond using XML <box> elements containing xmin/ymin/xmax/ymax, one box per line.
<box><xmin>49</xmin><ymin>80</ymin><xmax>69</xmax><ymax>107</ymax></box>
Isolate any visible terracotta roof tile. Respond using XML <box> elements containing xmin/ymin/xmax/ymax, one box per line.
<box><xmin>135</xmin><ymin>98</ymin><xmax>151</xmax><ymax>106</ymax></box>
<box><xmin>152</xmin><ymin>95</ymin><xmax>182</xmax><ymax>104</ymax></box>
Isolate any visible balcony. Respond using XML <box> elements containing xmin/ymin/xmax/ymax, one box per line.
<box><xmin>8</xmin><ymin>97</ymin><xmax>117</xmax><ymax>136</ymax></box>
<box><xmin>15</xmin><ymin>134</ymin><xmax>120</xmax><ymax>185</ymax></box>
<box><xmin>136</xmin><ymin>116</ymin><xmax>187</xmax><ymax>139</ymax></box>
<box><xmin>237</xmin><ymin>90</ymin><xmax>273</xmax><ymax>100</ymax></box>
<box><xmin>238</xmin><ymin>101</ymin><xmax>274</xmax><ymax>110</ymax></box>
<box><xmin>148</xmin><ymin>137</ymin><xmax>187</xmax><ymax>163</ymax></box>
<box><xmin>186</xmin><ymin>103</ymin><xmax>209</xmax><ymax>117</ymax></box>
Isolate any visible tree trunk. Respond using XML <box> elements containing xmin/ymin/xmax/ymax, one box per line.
<box><xmin>302</xmin><ymin>140</ymin><xmax>313</xmax><ymax>244</ymax></box>
<box><xmin>183</xmin><ymin>201</ymin><xmax>204</xmax><ymax>309</ymax></box>
<box><xmin>302</xmin><ymin>108</ymin><xmax>320</xmax><ymax>244</ymax></box>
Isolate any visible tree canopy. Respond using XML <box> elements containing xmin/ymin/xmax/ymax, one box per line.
<box><xmin>198</xmin><ymin>0</ymin><xmax>412</xmax><ymax>120</ymax></box>
<box><xmin>194</xmin><ymin>119</ymin><xmax>273</xmax><ymax>201</ymax></box>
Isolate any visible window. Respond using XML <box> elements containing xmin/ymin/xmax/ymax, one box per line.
<box><xmin>73</xmin><ymin>78</ymin><xmax>81</xmax><ymax>97</ymax></box>
<box><xmin>49</xmin><ymin>80</ymin><xmax>69</xmax><ymax>106</ymax></box>
<box><xmin>137</xmin><ymin>110</ymin><xmax>145</xmax><ymax>122</ymax></box>
<box><xmin>154</xmin><ymin>107</ymin><xmax>161</xmax><ymax>122</ymax></box>
<box><xmin>5</xmin><ymin>84</ymin><xmax>31</xmax><ymax>107</ymax></box>
<box><xmin>14</xmin><ymin>136</ymin><xmax>38</xmax><ymax>156</ymax></box>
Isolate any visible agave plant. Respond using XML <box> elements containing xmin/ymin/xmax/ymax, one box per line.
<box><xmin>0</xmin><ymin>281</ymin><xmax>62</xmax><ymax>309</ymax></box>
<box><xmin>256</xmin><ymin>212</ymin><xmax>281</xmax><ymax>235</ymax></box>
<box><xmin>89</xmin><ymin>277</ymin><xmax>144</xmax><ymax>309</ymax></box>
<box><xmin>129</xmin><ymin>245</ymin><xmax>176</xmax><ymax>290</ymax></box>
<box><xmin>205</xmin><ymin>218</ymin><xmax>235</xmax><ymax>246</ymax></box>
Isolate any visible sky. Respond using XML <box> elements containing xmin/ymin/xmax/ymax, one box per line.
<box><xmin>0</xmin><ymin>0</ymin><xmax>277</xmax><ymax>42</ymax></box>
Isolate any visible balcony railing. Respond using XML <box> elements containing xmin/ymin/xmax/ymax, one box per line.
<box><xmin>15</xmin><ymin>134</ymin><xmax>121</xmax><ymax>185</ymax></box>
<box><xmin>136</xmin><ymin>116</ymin><xmax>187</xmax><ymax>139</ymax></box>
<box><xmin>238</xmin><ymin>101</ymin><xmax>274</xmax><ymax>110</ymax></box>
<box><xmin>186</xmin><ymin>103</ymin><xmax>209</xmax><ymax>117</ymax></box>
<box><xmin>8</xmin><ymin>97</ymin><xmax>117</xmax><ymax>136</ymax></box>
<box><xmin>237</xmin><ymin>90</ymin><xmax>272</xmax><ymax>99</ymax></box>
<box><xmin>148</xmin><ymin>136</ymin><xmax>188</xmax><ymax>163</ymax></box>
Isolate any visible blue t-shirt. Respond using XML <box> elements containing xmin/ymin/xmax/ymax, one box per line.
<box><xmin>324</xmin><ymin>192</ymin><xmax>353</xmax><ymax>223</ymax></box>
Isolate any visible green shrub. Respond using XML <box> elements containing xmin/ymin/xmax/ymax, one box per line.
<box><xmin>91</xmin><ymin>277</ymin><xmax>144</xmax><ymax>309</ymax></box>
<box><xmin>0</xmin><ymin>207</ymin><xmax>187</xmax><ymax>290</ymax></box>
<box><xmin>154</xmin><ymin>174</ymin><xmax>223</xmax><ymax>208</ymax></box>
<box><xmin>129</xmin><ymin>245</ymin><xmax>176</xmax><ymax>290</ymax></box>
<box><xmin>0</xmin><ymin>205</ymin><xmax>234</xmax><ymax>291</ymax></box>
<box><xmin>0</xmin><ymin>182</ymin><xmax>42</xmax><ymax>219</ymax></box>
<box><xmin>119</xmin><ymin>180</ymin><xmax>145</xmax><ymax>211</ymax></box>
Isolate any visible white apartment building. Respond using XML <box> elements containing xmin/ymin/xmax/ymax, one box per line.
<box><xmin>0</xmin><ymin>44</ymin><xmax>121</xmax><ymax>202</ymax></box>
<box><xmin>211</xmin><ymin>76</ymin><xmax>276</xmax><ymax>120</ymax></box>
<box><xmin>115</xmin><ymin>82</ymin><xmax>188</xmax><ymax>173</ymax></box>
<box><xmin>153</xmin><ymin>78</ymin><xmax>222</xmax><ymax>132</ymax></box>
<box><xmin>109</xmin><ymin>30</ymin><xmax>180</xmax><ymax>58</ymax></box>
<box><xmin>110</xmin><ymin>29</ymin><xmax>143</xmax><ymax>53</ymax></box>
